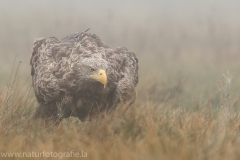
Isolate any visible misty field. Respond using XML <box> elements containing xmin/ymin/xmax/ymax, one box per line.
<box><xmin>1</xmin><ymin>1</ymin><xmax>240</xmax><ymax>159</ymax></box>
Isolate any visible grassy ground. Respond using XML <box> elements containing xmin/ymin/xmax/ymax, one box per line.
<box><xmin>1</xmin><ymin>52</ymin><xmax>240</xmax><ymax>160</ymax></box>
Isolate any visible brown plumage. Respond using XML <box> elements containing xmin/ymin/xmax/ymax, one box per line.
<box><xmin>30</xmin><ymin>31</ymin><xmax>138</xmax><ymax>124</ymax></box>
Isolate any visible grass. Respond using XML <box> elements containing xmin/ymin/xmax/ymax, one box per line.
<box><xmin>1</xmin><ymin>56</ymin><xmax>240</xmax><ymax>160</ymax></box>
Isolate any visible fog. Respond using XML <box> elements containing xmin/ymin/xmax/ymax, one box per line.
<box><xmin>0</xmin><ymin>0</ymin><xmax>240</xmax><ymax>79</ymax></box>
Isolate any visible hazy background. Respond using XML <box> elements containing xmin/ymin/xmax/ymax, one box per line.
<box><xmin>1</xmin><ymin>0</ymin><xmax>240</xmax><ymax>108</ymax></box>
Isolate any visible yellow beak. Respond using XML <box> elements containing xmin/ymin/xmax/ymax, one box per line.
<box><xmin>90</xmin><ymin>69</ymin><xmax>107</xmax><ymax>88</ymax></box>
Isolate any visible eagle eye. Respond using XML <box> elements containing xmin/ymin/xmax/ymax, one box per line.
<box><xmin>90</xmin><ymin>68</ymin><xmax>95</xmax><ymax>72</ymax></box>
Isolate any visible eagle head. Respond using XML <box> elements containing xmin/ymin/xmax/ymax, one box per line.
<box><xmin>90</xmin><ymin>69</ymin><xmax>107</xmax><ymax>88</ymax></box>
<box><xmin>76</xmin><ymin>57</ymin><xmax>109</xmax><ymax>89</ymax></box>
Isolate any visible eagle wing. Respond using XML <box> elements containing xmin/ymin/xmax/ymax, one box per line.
<box><xmin>31</xmin><ymin>37</ymin><xmax>60</xmax><ymax>103</ymax></box>
<box><xmin>105</xmin><ymin>47</ymin><xmax>139</xmax><ymax>107</ymax></box>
